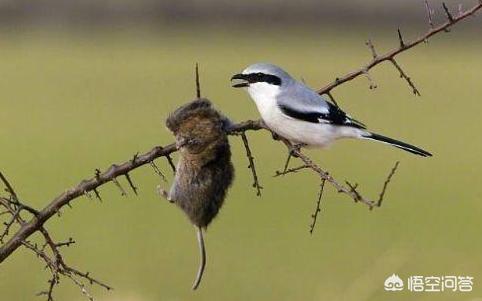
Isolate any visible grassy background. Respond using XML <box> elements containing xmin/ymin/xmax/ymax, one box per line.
<box><xmin>0</xmin><ymin>26</ymin><xmax>481</xmax><ymax>301</ymax></box>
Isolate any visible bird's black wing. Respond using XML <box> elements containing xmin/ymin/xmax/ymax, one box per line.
<box><xmin>278</xmin><ymin>102</ymin><xmax>366</xmax><ymax>129</ymax></box>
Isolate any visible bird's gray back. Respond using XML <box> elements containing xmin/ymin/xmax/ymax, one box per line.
<box><xmin>276</xmin><ymin>80</ymin><xmax>330</xmax><ymax>114</ymax></box>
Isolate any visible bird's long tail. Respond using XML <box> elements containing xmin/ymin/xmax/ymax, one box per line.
<box><xmin>192</xmin><ymin>226</ymin><xmax>206</xmax><ymax>290</ymax></box>
<box><xmin>361</xmin><ymin>132</ymin><xmax>432</xmax><ymax>157</ymax></box>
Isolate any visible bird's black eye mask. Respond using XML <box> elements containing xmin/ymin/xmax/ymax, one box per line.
<box><xmin>231</xmin><ymin>72</ymin><xmax>282</xmax><ymax>87</ymax></box>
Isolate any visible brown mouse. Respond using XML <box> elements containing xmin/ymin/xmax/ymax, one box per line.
<box><xmin>159</xmin><ymin>98</ymin><xmax>234</xmax><ymax>290</ymax></box>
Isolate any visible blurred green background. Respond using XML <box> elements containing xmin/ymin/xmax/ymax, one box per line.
<box><xmin>0</xmin><ymin>1</ymin><xmax>481</xmax><ymax>301</ymax></box>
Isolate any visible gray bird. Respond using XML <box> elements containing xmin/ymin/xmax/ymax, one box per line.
<box><xmin>231</xmin><ymin>63</ymin><xmax>432</xmax><ymax>157</ymax></box>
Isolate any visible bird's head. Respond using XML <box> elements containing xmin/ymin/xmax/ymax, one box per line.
<box><xmin>231</xmin><ymin>63</ymin><xmax>293</xmax><ymax>97</ymax></box>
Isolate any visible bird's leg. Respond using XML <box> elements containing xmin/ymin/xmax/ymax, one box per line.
<box><xmin>281</xmin><ymin>152</ymin><xmax>293</xmax><ymax>174</ymax></box>
<box><xmin>289</xmin><ymin>143</ymin><xmax>306</xmax><ymax>155</ymax></box>
<box><xmin>271</xmin><ymin>132</ymin><xmax>281</xmax><ymax>141</ymax></box>
<box><xmin>281</xmin><ymin>143</ymin><xmax>305</xmax><ymax>174</ymax></box>
<box><xmin>157</xmin><ymin>185</ymin><xmax>174</xmax><ymax>203</ymax></box>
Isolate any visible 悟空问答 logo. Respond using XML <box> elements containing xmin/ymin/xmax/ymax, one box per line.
<box><xmin>384</xmin><ymin>274</ymin><xmax>404</xmax><ymax>291</ymax></box>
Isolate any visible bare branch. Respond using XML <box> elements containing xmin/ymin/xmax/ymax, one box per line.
<box><xmin>365</xmin><ymin>39</ymin><xmax>378</xmax><ymax>59</ymax></box>
<box><xmin>279</xmin><ymin>152</ymin><xmax>294</xmax><ymax>175</ymax></box>
<box><xmin>309</xmin><ymin>179</ymin><xmax>326</xmax><ymax>234</ymax></box>
<box><xmin>125</xmin><ymin>173</ymin><xmax>138</xmax><ymax>195</ymax></box>
<box><xmin>165</xmin><ymin>154</ymin><xmax>176</xmax><ymax>173</ymax></box>
<box><xmin>363</xmin><ymin>69</ymin><xmax>377</xmax><ymax>90</ymax></box>
<box><xmin>1</xmin><ymin>118</ymin><xmax>393</xmax><ymax>267</ymax></box>
<box><xmin>0</xmin><ymin>205</ymin><xmax>20</xmax><ymax>243</ymax></box>
<box><xmin>0</xmin><ymin>143</ymin><xmax>176</xmax><ymax>263</ymax></box>
<box><xmin>273</xmin><ymin>137</ymin><xmax>377</xmax><ymax>208</ymax></box>
<box><xmin>239</xmin><ymin>132</ymin><xmax>263</xmax><ymax>196</ymax></box>
<box><xmin>93</xmin><ymin>188</ymin><xmax>102</xmax><ymax>202</ymax></box>
<box><xmin>274</xmin><ymin>165</ymin><xmax>309</xmax><ymax>177</ymax></box>
<box><xmin>149</xmin><ymin>161</ymin><xmax>167</xmax><ymax>182</ymax></box>
<box><xmin>397</xmin><ymin>28</ymin><xmax>405</xmax><ymax>48</ymax></box>
<box><xmin>0</xmin><ymin>172</ymin><xmax>18</xmax><ymax>199</ymax></box>
<box><xmin>195</xmin><ymin>63</ymin><xmax>201</xmax><ymax>99</ymax></box>
<box><xmin>325</xmin><ymin>91</ymin><xmax>340</xmax><ymax>108</ymax></box>
<box><xmin>425</xmin><ymin>0</ymin><xmax>435</xmax><ymax>29</ymax></box>
<box><xmin>317</xmin><ymin>2</ymin><xmax>481</xmax><ymax>95</ymax></box>
<box><xmin>443</xmin><ymin>2</ymin><xmax>455</xmax><ymax>23</ymax></box>
<box><xmin>226</xmin><ymin>119</ymin><xmax>265</xmax><ymax>133</ymax></box>
<box><xmin>0</xmin><ymin>172</ymin><xmax>111</xmax><ymax>300</ymax></box>
<box><xmin>377</xmin><ymin>161</ymin><xmax>400</xmax><ymax>207</ymax></box>
<box><xmin>112</xmin><ymin>177</ymin><xmax>127</xmax><ymax>196</ymax></box>
<box><xmin>390</xmin><ymin>58</ymin><xmax>421</xmax><ymax>96</ymax></box>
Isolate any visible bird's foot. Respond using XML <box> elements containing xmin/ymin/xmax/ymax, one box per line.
<box><xmin>288</xmin><ymin>143</ymin><xmax>305</xmax><ymax>157</ymax></box>
<box><xmin>277</xmin><ymin>143</ymin><xmax>306</xmax><ymax>175</ymax></box>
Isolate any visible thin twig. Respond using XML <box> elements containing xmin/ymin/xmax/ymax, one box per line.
<box><xmin>390</xmin><ymin>58</ymin><xmax>421</xmax><ymax>96</ymax></box>
<box><xmin>0</xmin><ymin>207</ymin><xmax>20</xmax><ymax>243</ymax></box>
<box><xmin>309</xmin><ymin>179</ymin><xmax>326</xmax><ymax>235</ymax></box>
<box><xmin>125</xmin><ymin>173</ymin><xmax>138</xmax><ymax>195</ymax></box>
<box><xmin>165</xmin><ymin>154</ymin><xmax>176</xmax><ymax>173</ymax></box>
<box><xmin>443</xmin><ymin>2</ymin><xmax>455</xmax><ymax>22</ymax></box>
<box><xmin>240</xmin><ymin>132</ymin><xmax>263</xmax><ymax>196</ymax></box>
<box><xmin>425</xmin><ymin>0</ymin><xmax>435</xmax><ymax>29</ymax></box>
<box><xmin>279</xmin><ymin>152</ymin><xmax>294</xmax><ymax>175</ymax></box>
<box><xmin>377</xmin><ymin>161</ymin><xmax>400</xmax><ymax>207</ymax></box>
<box><xmin>325</xmin><ymin>91</ymin><xmax>340</xmax><ymax>108</ymax></box>
<box><xmin>195</xmin><ymin>63</ymin><xmax>201</xmax><ymax>99</ymax></box>
<box><xmin>397</xmin><ymin>28</ymin><xmax>405</xmax><ymax>48</ymax></box>
<box><xmin>0</xmin><ymin>172</ymin><xmax>18</xmax><ymax>200</ymax></box>
<box><xmin>274</xmin><ymin>165</ymin><xmax>309</xmax><ymax>177</ymax></box>
<box><xmin>150</xmin><ymin>161</ymin><xmax>167</xmax><ymax>182</ymax></box>
<box><xmin>363</xmin><ymin>69</ymin><xmax>377</xmax><ymax>89</ymax></box>
<box><xmin>366</xmin><ymin>39</ymin><xmax>378</xmax><ymax>59</ymax></box>
<box><xmin>93</xmin><ymin>188</ymin><xmax>102</xmax><ymax>202</ymax></box>
<box><xmin>112</xmin><ymin>177</ymin><xmax>127</xmax><ymax>196</ymax></box>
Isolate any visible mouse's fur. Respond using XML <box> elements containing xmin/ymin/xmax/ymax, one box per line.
<box><xmin>165</xmin><ymin>98</ymin><xmax>234</xmax><ymax>228</ymax></box>
<box><xmin>162</xmin><ymin>98</ymin><xmax>234</xmax><ymax>289</ymax></box>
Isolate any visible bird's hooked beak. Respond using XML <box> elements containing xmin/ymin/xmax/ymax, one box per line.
<box><xmin>231</xmin><ymin>73</ymin><xmax>249</xmax><ymax>88</ymax></box>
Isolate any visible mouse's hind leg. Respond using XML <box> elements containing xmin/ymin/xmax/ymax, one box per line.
<box><xmin>157</xmin><ymin>185</ymin><xmax>174</xmax><ymax>203</ymax></box>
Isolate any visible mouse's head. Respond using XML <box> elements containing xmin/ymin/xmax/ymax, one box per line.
<box><xmin>166</xmin><ymin>99</ymin><xmax>226</xmax><ymax>155</ymax></box>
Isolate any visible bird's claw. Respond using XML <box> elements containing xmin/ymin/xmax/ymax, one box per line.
<box><xmin>288</xmin><ymin>143</ymin><xmax>305</xmax><ymax>157</ymax></box>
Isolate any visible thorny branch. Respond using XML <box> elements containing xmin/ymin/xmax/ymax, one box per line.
<box><xmin>377</xmin><ymin>161</ymin><xmax>400</xmax><ymax>208</ymax></box>
<box><xmin>309</xmin><ymin>180</ymin><xmax>326</xmax><ymax>235</ymax></box>
<box><xmin>425</xmin><ymin>1</ymin><xmax>435</xmax><ymax>29</ymax></box>
<box><xmin>0</xmin><ymin>1</ymin><xmax>480</xmax><ymax>299</ymax></box>
<box><xmin>274</xmin><ymin>165</ymin><xmax>310</xmax><ymax>177</ymax></box>
<box><xmin>273</xmin><ymin>136</ymin><xmax>401</xmax><ymax>210</ymax></box>
<box><xmin>0</xmin><ymin>145</ymin><xmax>176</xmax><ymax>300</ymax></box>
<box><xmin>317</xmin><ymin>1</ymin><xmax>481</xmax><ymax>97</ymax></box>
<box><xmin>0</xmin><ymin>173</ymin><xmax>111</xmax><ymax>301</ymax></box>
<box><xmin>238</xmin><ymin>132</ymin><xmax>263</xmax><ymax>196</ymax></box>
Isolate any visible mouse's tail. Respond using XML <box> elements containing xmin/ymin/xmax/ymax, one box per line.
<box><xmin>192</xmin><ymin>226</ymin><xmax>206</xmax><ymax>290</ymax></box>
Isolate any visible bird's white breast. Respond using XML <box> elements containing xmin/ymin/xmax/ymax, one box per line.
<box><xmin>246</xmin><ymin>82</ymin><xmax>280</xmax><ymax>119</ymax></box>
<box><xmin>246</xmin><ymin>83</ymin><xmax>363</xmax><ymax>147</ymax></box>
